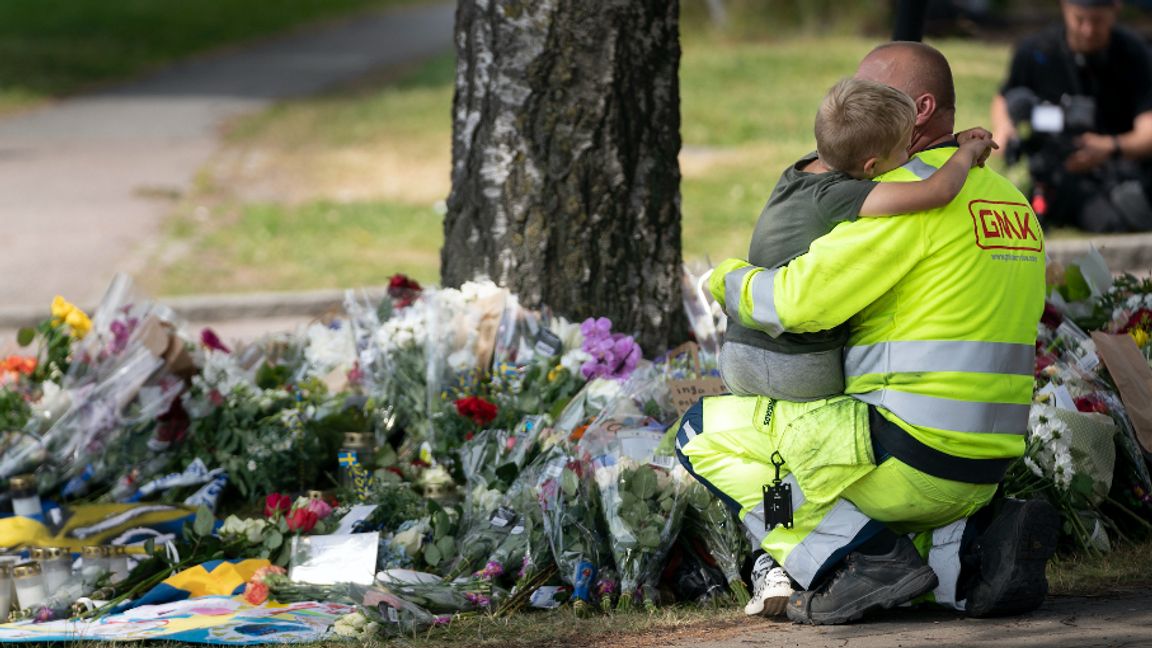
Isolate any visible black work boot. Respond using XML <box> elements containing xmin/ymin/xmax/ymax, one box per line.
<box><xmin>786</xmin><ymin>535</ymin><xmax>938</xmax><ymax>625</ymax></box>
<box><xmin>964</xmin><ymin>498</ymin><xmax>1059</xmax><ymax>618</ymax></box>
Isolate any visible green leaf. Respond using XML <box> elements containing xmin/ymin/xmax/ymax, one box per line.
<box><xmin>193</xmin><ymin>506</ymin><xmax>215</xmax><ymax>537</ymax></box>
<box><xmin>265</xmin><ymin>529</ymin><xmax>284</xmax><ymax>550</ymax></box>
<box><xmin>1059</xmin><ymin>264</ymin><xmax>1092</xmax><ymax>302</ymax></box>
<box><xmin>143</xmin><ymin>537</ymin><xmax>156</xmax><ymax>556</ymax></box>
<box><xmin>561</xmin><ymin>468</ymin><xmax>579</xmax><ymax>497</ymax></box>
<box><xmin>629</xmin><ymin>465</ymin><xmax>658</xmax><ymax>500</ymax></box>
<box><xmin>436</xmin><ymin>536</ymin><xmax>456</xmax><ymax>557</ymax></box>
<box><xmin>16</xmin><ymin>327</ymin><xmax>34</xmax><ymax>347</ymax></box>
<box><xmin>637</xmin><ymin>527</ymin><xmax>661</xmax><ymax>549</ymax></box>
<box><xmin>424</xmin><ymin>543</ymin><xmax>442</xmax><ymax>567</ymax></box>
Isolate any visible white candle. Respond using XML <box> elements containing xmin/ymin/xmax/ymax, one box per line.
<box><xmin>12</xmin><ymin>563</ymin><xmax>46</xmax><ymax>610</ymax></box>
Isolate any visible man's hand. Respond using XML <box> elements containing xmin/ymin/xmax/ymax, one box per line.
<box><xmin>708</xmin><ymin>257</ymin><xmax>751</xmax><ymax>310</ymax></box>
<box><xmin>1066</xmin><ymin>132</ymin><xmax>1116</xmax><ymax>173</ymax></box>
<box><xmin>955</xmin><ymin>127</ymin><xmax>998</xmax><ymax>167</ymax></box>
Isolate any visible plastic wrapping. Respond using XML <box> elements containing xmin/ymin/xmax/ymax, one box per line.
<box><xmin>536</xmin><ymin>447</ymin><xmax>611</xmax><ymax>606</ymax></box>
<box><xmin>586</xmin><ymin>415</ymin><xmax>688</xmax><ymax>610</ymax></box>
<box><xmin>684</xmin><ymin>482</ymin><xmax>751</xmax><ymax>604</ymax></box>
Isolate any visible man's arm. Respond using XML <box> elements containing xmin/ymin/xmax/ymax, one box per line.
<box><xmin>715</xmin><ymin>215</ymin><xmax>927</xmax><ymax>337</ymax></box>
<box><xmin>1068</xmin><ymin>111</ymin><xmax>1152</xmax><ymax>172</ymax></box>
<box><xmin>990</xmin><ymin>94</ymin><xmax>1016</xmax><ymax>157</ymax></box>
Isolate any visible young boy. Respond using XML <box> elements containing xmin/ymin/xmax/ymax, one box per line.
<box><xmin>719</xmin><ymin>76</ymin><xmax>996</xmax><ymax>403</ymax></box>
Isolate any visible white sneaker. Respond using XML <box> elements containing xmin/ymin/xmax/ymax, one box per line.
<box><xmin>744</xmin><ymin>553</ymin><xmax>793</xmax><ymax>617</ymax></box>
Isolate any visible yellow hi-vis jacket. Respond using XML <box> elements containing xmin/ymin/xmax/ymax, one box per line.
<box><xmin>712</xmin><ymin>147</ymin><xmax>1045</xmax><ymax>468</ymax></box>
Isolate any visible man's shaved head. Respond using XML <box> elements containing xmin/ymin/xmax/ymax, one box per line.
<box><xmin>856</xmin><ymin>41</ymin><xmax>956</xmax><ymax>150</ymax></box>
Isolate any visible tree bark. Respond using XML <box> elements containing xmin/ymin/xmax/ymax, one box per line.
<box><xmin>442</xmin><ymin>0</ymin><xmax>685</xmax><ymax>354</ymax></box>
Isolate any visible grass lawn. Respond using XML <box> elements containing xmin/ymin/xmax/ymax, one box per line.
<box><xmin>0</xmin><ymin>0</ymin><xmax>421</xmax><ymax>114</ymax></box>
<box><xmin>146</xmin><ymin>34</ymin><xmax>1013</xmax><ymax>295</ymax></box>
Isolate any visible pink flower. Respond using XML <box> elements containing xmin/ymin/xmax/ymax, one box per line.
<box><xmin>304</xmin><ymin>497</ymin><xmax>334</xmax><ymax>520</ymax></box>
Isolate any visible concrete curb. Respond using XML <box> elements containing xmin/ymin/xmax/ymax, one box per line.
<box><xmin>0</xmin><ymin>234</ymin><xmax>1148</xmax><ymax>331</ymax></box>
<box><xmin>1046</xmin><ymin>232</ymin><xmax>1152</xmax><ymax>271</ymax></box>
<box><xmin>0</xmin><ymin>286</ymin><xmax>389</xmax><ymax>329</ymax></box>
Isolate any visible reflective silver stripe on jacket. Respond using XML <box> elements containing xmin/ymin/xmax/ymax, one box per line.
<box><xmin>783</xmin><ymin>498</ymin><xmax>871</xmax><ymax>589</ymax></box>
<box><xmin>845</xmin><ymin>340</ymin><xmax>1035</xmax><ymax>378</ymax></box>
<box><xmin>927</xmin><ymin>519</ymin><xmax>967</xmax><ymax>611</ymax></box>
<box><xmin>902</xmin><ymin>157</ymin><xmax>939</xmax><ymax>179</ymax></box>
<box><xmin>742</xmin><ymin>474</ymin><xmax>804</xmax><ymax>548</ymax></box>
<box><xmin>855</xmin><ymin>390</ymin><xmax>1029</xmax><ymax>435</ymax></box>
<box><xmin>724</xmin><ymin>265</ymin><xmax>755</xmax><ymax>324</ymax></box>
<box><xmin>725</xmin><ymin>266</ymin><xmax>783</xmax><ymax>337</ymax></box>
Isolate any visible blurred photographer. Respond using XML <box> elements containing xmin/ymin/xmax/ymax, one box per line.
<box><xmin>991</xmin><ymin>0</ymin><xmax>1152</xmax><ymax>231</ymax></box>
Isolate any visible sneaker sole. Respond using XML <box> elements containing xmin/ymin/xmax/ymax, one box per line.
<box><xmin>787</xmin><ymin>566</ymin><xmax>939</xmax><ymax>625</ymax></box>
<box><xmin>759</xmin><ymin>595</ymin><xmax>788</xmax><ymax>617</ymax></box>
<box><xmin>965</xmin><ymin>499</ymin><xmax>1060</xmax><ymax>618</ymax></box>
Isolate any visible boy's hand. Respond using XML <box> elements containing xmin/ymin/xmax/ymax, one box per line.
<box><xmin>956</xmin><ymin>127</ymin><xmax>999</xmax><ymax>168</ymax></box>
<box><xmin>709</xmin><ymin>258</ymin><xmax>752</xmax><ymax>309</ymax></box>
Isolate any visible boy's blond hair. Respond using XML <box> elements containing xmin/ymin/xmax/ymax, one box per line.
<box><xmin>814</xmin><ymin>77</ymin><xmax>916</xmax><ymax>176</ymax></box>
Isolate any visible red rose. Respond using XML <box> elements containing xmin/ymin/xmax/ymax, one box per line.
<box><xmin>1040</xmin><ymin>302</ymin><xmax>1064</xmax><ymax>330</ymax></box>
<box><xmin>387</xmin><ymin>274</ymin><xmax>423</xmax><ymax>309</ymax></box>
<box><xmin>287</xmin><ymin>507</ymin><xmax>318</xmax><ymax>533</ymax></box>
<box><xmin>1123</xmin><ymin>308</ymin><xmax>1152</xmax><ymax>333</ymax></box>
<box><xmin>1074</xmin><ymin>395</ymin><xmax>1108</xmax><ymax>415</ymax></box>
<box><xmin>455</xmin><ymin>396</ymin><xmax>498</xmax><ymax>426</ymax></box>
<box><xmin>264</xmin><ymin>493</ymin><xmax>292</xmax><ymax>518</ymax></box>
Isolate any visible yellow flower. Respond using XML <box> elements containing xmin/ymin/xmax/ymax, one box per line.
<box><xmin>1131</xmin><ymin>328</ymin><xmax>1150</xmax><ymax>349</ymax></box>
<box><xmin>50</xmin><ymin>295</ymin><xmax>73</xmax><ymax>321</ymax></box>
<box><xmin>64</xmin><ymin>308</ymin><xmax>92</xmax><ymax>338</ymax></box>
<box><xmin>547</xmin><ymin>365</ymin><xmax>563</xmax><ymax>383</ymax></box>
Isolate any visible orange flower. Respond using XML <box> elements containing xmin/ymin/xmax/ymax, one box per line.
<box><xmin>243</xmin><ymin>581</ymin><xmax>269</xmax><ymax>606</ymax></box>
<box><xmin>1</xmin><ymin>356</ymin><xmax>36</xmax><ymax>376</ymax></box>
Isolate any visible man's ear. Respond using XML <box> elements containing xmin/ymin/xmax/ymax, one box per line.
<box><xmin>914</xmin><ymin>93</ymin><xmax>937</xmax><ymax>126</ymax></box>
<box><xmin>862</xmin><ymin>156</ymin><xmax>879</xmax><ymax>178</ymax></box>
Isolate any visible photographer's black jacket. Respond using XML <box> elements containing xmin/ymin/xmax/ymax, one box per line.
<box><xmin>1002</xmin><ymin>23</ymin><xmax>1152</xmax><ymax>137</ymax></box>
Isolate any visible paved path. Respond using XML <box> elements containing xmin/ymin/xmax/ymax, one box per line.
<box><xmin>662</xmin><ymin>590</ymin><xmax>1152</xmax><ymax>648</ymax></box>
<box><xmin>0</xmin><ymin>2</ymin><xmax>454</xmax><ymax>315</ymax></box>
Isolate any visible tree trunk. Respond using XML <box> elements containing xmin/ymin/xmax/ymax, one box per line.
<box><xmin>442</xmin><ymin>0</ymin><xmax>685</xmax><ymax>355</ymax></box>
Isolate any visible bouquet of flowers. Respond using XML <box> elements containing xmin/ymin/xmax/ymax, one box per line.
<box><xmin>536</xmin><ymin>447</ymin><xmax>612</xmax><ymax>607</ymax></box>
<box><xmin>376</xmin><ymin>572</ymin><xmax>502</xmax><ymax>614</ymax></box>
<box><xmin>586</xmin><ymin>415</ymin><xmax>688</xmax><ymax>610</ymax></box>
<box><xmin>683</xmin><ymin>482</ymin><xmax>751</xmax><ymax>604</ymax></box>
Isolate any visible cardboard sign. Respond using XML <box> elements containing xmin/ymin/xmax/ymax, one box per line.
<box><xmin>1091</xmin><ymin>332</ymin><xmax>1152</xmax><ymax>454</ymax></box>
<box><xmin>668</xmin><ymin>377</ymin><xmax>727</xmax><ymax>415</ymax></box>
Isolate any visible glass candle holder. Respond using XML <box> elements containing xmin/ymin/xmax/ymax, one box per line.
<box><xmin>41</xmin><ymin>547</ymin><xmax>72</xmax><ymax>594</ymax></box>
<box><xmin>8</xmin><ymin>475</ymin><xmax>42</xmax><ymax>518</ymax></box>
<box><xmin>0</xmin><ymin>564</ymin><xmax>11</xmax><ymax>623</ymax></box>
<box><xmin>12</xmin><ymin>562</ymin><xmax>46</xmax><ymax>610</ymax></box>
<box><xmin>108</xmin><ymin>546</ymin><xmax>130</xmax><ymax>583</ymax></box>
<box><xmin>80</xmin><ymin>545</ymin><xmax>109</xmax><ymax>577</ymax></box>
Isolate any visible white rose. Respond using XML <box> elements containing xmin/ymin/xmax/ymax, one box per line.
<box><xmin>219</xmin><ymin>515</ymin><xmax>247</xmax><ymax>537</ymax></box>
<box><xmin>244</xmin><ymin>519</ymin><xmax>268</xmax><ymax>545</ymax></box>
<box><xmin>391</xmin><ymin>527</ymin><xmax>425</xmax><ymax>557</ymax></box>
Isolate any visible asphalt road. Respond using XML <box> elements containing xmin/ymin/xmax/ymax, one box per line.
<box><xmin>662</xmin><ymin>590</ymin><xmax>1152</xmax><ymax>648</ymax></box>
<box><xmin>0</xmin><ymin>2</ymin><xmax>454</xmax><ymax>317</ymax></box>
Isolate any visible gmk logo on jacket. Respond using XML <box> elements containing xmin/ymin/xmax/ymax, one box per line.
<box><xmin>968</xmin><ymin>200</ymin><xmax>1042</xmax><ymax>252</ymax></box>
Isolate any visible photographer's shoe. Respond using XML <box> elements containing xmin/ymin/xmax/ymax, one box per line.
<box><xmin>964</xmin><ymin>498</ymin><xmax>1059</xmax><ymax>618</ymax></box>
<box><xmin>744</xmin><ymin>552</ymin><xmax>793</xmax><ymax>617</ymax></box>
<box><xmin>786</xmin><ymin>536</ymin><xmax>938</xmax><ymax>625</ymax></box>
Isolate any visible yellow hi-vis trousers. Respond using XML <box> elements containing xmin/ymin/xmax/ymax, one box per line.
<box><xmin>674</xmin><ymin>394</ymin><xmax>996</xmax><ymax>609</ymax></box>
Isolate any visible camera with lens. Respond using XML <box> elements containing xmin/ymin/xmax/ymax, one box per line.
<box><xmin>1002</xmin><ymin>86</ymin><xmax>1096</xmax><ymax>187</ymax></box>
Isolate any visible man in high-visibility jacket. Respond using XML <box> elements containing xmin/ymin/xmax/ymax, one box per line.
<box><xmin>677</xmin><ymin>41</ymin><xmax>1057</xmax><ymax>625</ymax></box>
